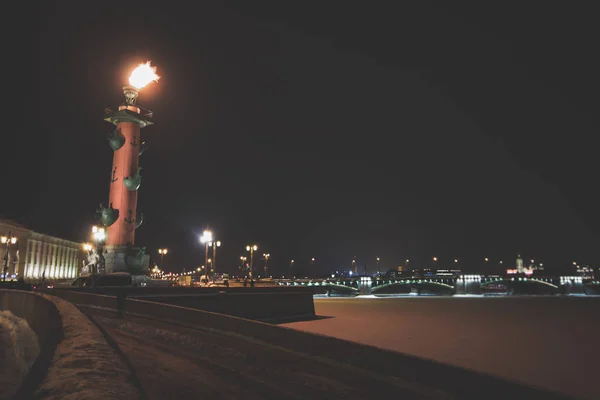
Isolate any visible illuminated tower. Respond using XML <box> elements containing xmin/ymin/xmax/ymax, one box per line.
<box><xmin>97</xmin><ymin>62</ymin><xmax>159</xmax><ymax>273</ymax></box>
<box><xmin>516</xmin><ymin>254</ymin><xmax>524</xmax><ymax>274</ymax></box>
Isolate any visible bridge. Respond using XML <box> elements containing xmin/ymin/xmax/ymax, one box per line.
<box><xmin>278</xmin><ymin>274</ymin><xmax>596</xmax><ymax>296</ymax></box>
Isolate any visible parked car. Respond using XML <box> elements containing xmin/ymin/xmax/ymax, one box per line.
<box><xmin>131</xmin><ymin>275</ymin><xmax>151</xmax><ymax>287</ymax></box>
<box><xmin>0</xmin><ymin>279</ymin><xmax>33</xmax><ymax>291</ymax></box>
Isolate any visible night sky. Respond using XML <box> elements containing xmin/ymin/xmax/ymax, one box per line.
<box><xmin>5</xmin><ymin>2</ymin><xmax>599</xmax><ymax>275</ymax></box>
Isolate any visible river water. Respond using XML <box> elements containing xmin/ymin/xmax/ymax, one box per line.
<box><xmin>0</xmin><ymin>310</ymin><xmax>40</xmax><ymax>399</ymax></box>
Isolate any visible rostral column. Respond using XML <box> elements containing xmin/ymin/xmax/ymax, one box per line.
<box><xmin>98</xmin><ymin>62</ymin><xmax>159</xmax><ymax>274</ymax></box>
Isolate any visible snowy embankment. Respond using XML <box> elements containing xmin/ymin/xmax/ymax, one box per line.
<box><xmin>0</xmin><ymin>290</ymin><xmax>140</xmax><ymax>399</ymax></box>
<box><xmin>0</xmin><ymin>310</ymin><xmax>40</xmax><ymax>400</ymax></box>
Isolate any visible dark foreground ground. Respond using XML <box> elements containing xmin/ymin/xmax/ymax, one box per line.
<box><xmin>82</xmin><ymin>305</ymin><xmax>574</xmax><ymax>400</ymax></box>
<box><xmin>86</xmin><ymin>309</ymin><xmax>441</xmax><ymax>400</ymax></box>
<box><xmin>284</xmin><ymin>296</ymin><xmax>600</xmax><ymax>400</ymax></box>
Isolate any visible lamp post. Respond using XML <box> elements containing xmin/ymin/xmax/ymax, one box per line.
<box><xmin>262</xmin><ymin>253</ymin><xmax>270</xmax><ymax>277</ymax></box>
<box><xmin>290</xmin><ymin>259</ymin><xmax>294</xmax><ymax>276</ymax></box>
<box><xmin>240</xmin><ymin>256</ymin><xmax>247</xmax><ymax>274</ymax></box>
<box><xmin>92</xmin><ymin>226</ymin><xmax>106</xmax><ymax>274</ymax></box>
<box><xmin>246</xmin><ymin>245</ymin><xmax>258</xmax><ymax>277</ymax></box>
<box><xmin>200</xmin><ymin>230</ymin><xmax>213</xmax><ymax>284</ymax></box>
<box><xmin>210</xmin><ymin>240</ymin><xmax>221</xmax><ymax>275</ymax></box>
<box><xmin>158</xmin><ymin>248</ymin><xmax>168</xmax><ymax>270</ymax></box>
<box><xmin>311</xmin><ymin>257</ymin><xmax>315</xmax><ymax>277</ymax></box>
<box><xmin>1</xmin><ymin>232</ymin><xmax>17</xmax><ymax>281</ymax></box>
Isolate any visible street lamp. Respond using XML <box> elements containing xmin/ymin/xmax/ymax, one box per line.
<box><xmin>200</xmin><ymin>230</ymin><xmax>213</xmax><ymax>283</ymax></box>
<box><xmin>246</xmin><ymin>245</ymin><xmax>258</xmax><ymax>277</ymax></box>
<box><xmin>209</xmin><ymin>240</ymin><xmax>221</xmax><ymax>275</ymax></box>
<box><xmin>240</xmin><ymin>256</ymin><xmax>247</xmax><ymax>273</ymax></box>
<box><xmin>1</xmin><ymin>232</ymin><xmax>17</xmax><ymax>281</ymax></box>
<box><xmin>262</xmin><ymin>253</ymin><xmax>270</xmax><ymax>277</ymax></box>
<box><xmin>158</xmin><ymin>248</ymin><xmax>168</xmax><ymax>270</ymax></box>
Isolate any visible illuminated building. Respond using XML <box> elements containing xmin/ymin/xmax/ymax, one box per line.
<box><xmin>1</xmin><ymin>219</ymin><xmax>81</xmax><ymax>281</ymax></box>
<box><xmin>516</xmin><ymin>254</ymin><xmax>524</xmax><ymax>274</ymax></box>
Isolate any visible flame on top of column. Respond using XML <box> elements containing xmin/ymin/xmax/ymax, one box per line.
<box><xmin>129</xmin><ymin>61</ymin><xmax>160</xmax><ymax>89</ymax></box>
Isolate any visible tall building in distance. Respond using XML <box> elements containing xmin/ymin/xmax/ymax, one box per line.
<box><xmin>516</xmin><ymin>254</ymin><xmax>524</xmax><ymax>274</ymax></box>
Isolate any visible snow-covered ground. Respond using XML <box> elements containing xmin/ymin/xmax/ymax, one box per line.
<box><xmin>0</xmin><ymin>310</ymin><xmax>40</xmax><ymax>399</ymax></box>
<box><xmin>80</xmin><ymin>305</ymin><xmax>570</xmax><ymax>399</ymax></box>
<box><xmin>283</xmin><ymin>296</ymin><xmax>600</xmax><ymax>399</ymax></box>
<box><xmin>86</xmin><ymin>309</ymin><xmax>441</xmax><ymax>400</ymax></box>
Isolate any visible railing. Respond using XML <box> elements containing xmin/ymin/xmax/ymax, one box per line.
<box><xmin>104</xmin><ymin>104</ymin><xmax>153</xmax><ymax>119</ymax></box>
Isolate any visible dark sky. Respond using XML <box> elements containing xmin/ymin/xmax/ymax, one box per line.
<box><xmin>5</xmin><ymin>2</ymin><xmax>599</xmax><ymax>275</ymax></box>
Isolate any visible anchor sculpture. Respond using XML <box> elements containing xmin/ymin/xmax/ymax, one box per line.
<box><xmin>111</xmin><ymin>166</ymin><xmax>118</xmax><ymax>183</ymax></box>
<box><xmin>123</xmin><ymin>167</ymin><xmax>142</xmax><ymax>191</ymax></box>
<box><xmin>124</xmin><ymin>209</ymin><xmax>135</xmax><ymax>225</ymax></box>
<box><xmin>97</xmin><ymin>203</ymin><xmax>119</xmax><ymax>227</ymax></box>
<box><xmin>107</xmin><ymin>128</ymin><xmax>125</xmax><ymax>151</ymax></box>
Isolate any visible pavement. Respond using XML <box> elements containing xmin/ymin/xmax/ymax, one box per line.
<box><xmin>283</xmin><ymin>296</ymin><xmax>600</xmax><ymax>400</ymax></box>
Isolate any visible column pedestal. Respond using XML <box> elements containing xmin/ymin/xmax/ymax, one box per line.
<box><xmin>104</xmin><ymin>245</ymin><xmax>149</xmax><ymax>275</ymax></box>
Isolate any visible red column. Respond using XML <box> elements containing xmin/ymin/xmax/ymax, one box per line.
<box><xmin>107</xmin><ymin>121</ymin><xmax>140</xmax><ymax>246</ymax></box>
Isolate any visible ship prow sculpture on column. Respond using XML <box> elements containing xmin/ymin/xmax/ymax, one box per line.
<box><xmin>98</xmin><ymin>62</ymin><xmax>160</xmax><ymax>274</ymax></box>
